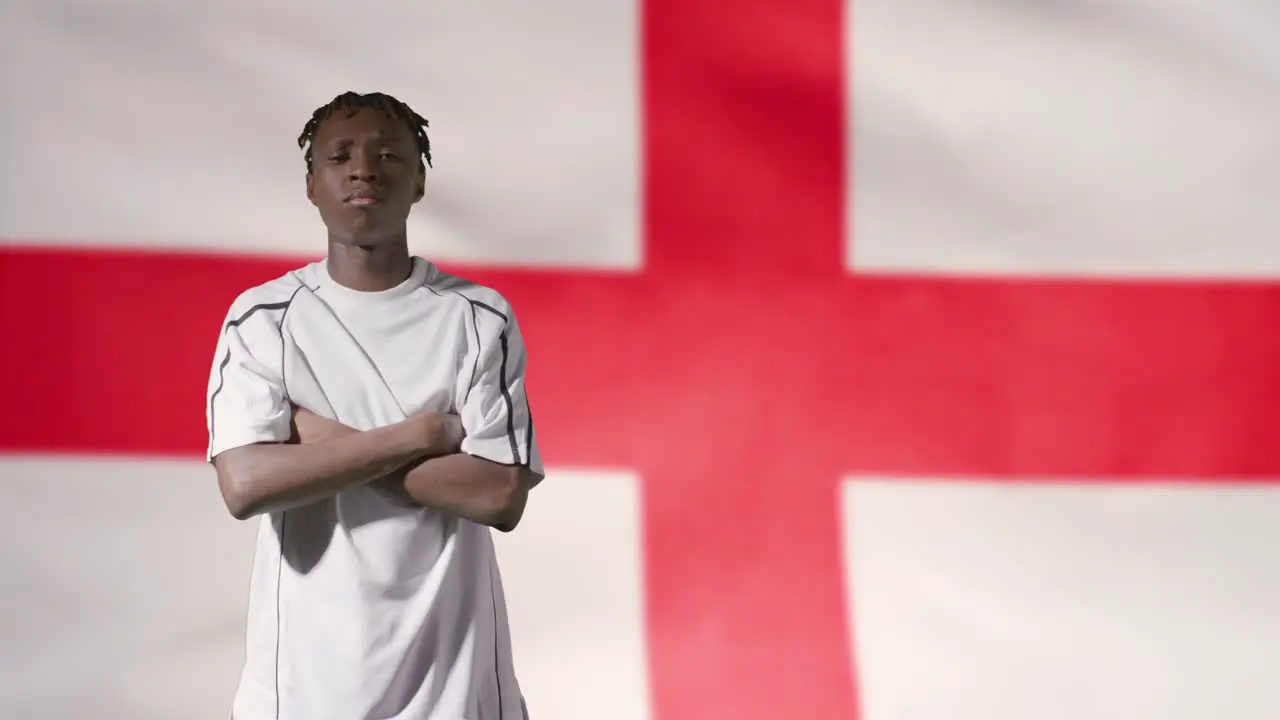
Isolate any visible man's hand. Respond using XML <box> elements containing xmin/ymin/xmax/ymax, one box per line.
<box><xmin>373</xmin><ymin>413</ymin><xmax>467</xmax><ymax>502</ymax></box>
<box><xmin>428</xmin><ymin>412</ymin><xmax>467</xmax><ymax>455</ymax></box>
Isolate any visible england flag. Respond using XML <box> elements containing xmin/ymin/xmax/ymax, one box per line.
<box><xmin>1</xmin><ymin>2</ymin><xmax>1278</xmax><ymax>719</ymax></box>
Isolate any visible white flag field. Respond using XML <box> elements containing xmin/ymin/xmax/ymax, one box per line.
<box><xmin>1</xmin><ymin>2</ymin><xmax>1278</xmax><ymax>719</ymax></box>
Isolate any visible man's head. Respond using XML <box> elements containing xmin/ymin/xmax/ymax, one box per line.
<box><xmin>298</xmin><ymin>91</ymin><xmax>432</xmax><ymax>246</ymax></box>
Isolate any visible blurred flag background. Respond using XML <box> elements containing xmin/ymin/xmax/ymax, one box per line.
<box><xmin>1</xmin><ymin>1</ymin><xmax>1278</xmax><ymax>719</ymax></box>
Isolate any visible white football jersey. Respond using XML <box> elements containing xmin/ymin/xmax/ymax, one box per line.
<box><xmin>206</xmin><ymin>257</ymin><xmax>541</xmax><ymax>720</ymax></box>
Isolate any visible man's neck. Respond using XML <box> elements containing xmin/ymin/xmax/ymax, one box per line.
<box><xmin>326</xmin><ymin>235</ymin><xmax>414</xmax><ymax>292</ymax></box>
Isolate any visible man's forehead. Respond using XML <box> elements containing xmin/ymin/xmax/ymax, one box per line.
<box><xmin>315</xmin><ymin>107</ymin><xmax>410</xmax><ymax>142</ymax></box>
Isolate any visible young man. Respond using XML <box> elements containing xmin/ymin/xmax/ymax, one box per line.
<box><xmin>205</xmin><ymin>91</ymin><xmax>542</xmax><ymax>720</ymax></box>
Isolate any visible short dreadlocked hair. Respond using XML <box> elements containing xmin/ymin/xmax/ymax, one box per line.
<box><xmin>297</xmin><ymin>91</ymin><xmax>432</xmax><ymax>174</ymax></box>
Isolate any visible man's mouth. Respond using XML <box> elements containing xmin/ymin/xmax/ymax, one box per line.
<box><xmin>346</xmin><ymin>190</ymin><xmax>383</xmax><ymax>206</ymax></box>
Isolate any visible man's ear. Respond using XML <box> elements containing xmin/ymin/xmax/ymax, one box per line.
<box><xmin>306</xmin><ymin>172</ymin><xmax>317</xmax><ymax>206</ymax></box>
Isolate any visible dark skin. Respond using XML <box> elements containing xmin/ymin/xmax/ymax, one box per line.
<box><xmin>213</xmin><ymin>107</ymin><xmax>540</xmax><ymax>531</ymax></box>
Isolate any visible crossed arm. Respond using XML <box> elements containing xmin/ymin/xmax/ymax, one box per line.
<box><xmin>212</xmin><ymin>408</ymin><xmax>540</xmax><ymax>532</ymax></box>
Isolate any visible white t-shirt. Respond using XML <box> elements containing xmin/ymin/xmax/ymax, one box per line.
<box><xmin>205</xmin><ymin>257</ymin><xmax>541</xmax><ymax>720</ymax></box>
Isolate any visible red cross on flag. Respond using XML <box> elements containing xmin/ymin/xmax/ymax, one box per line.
<box><xmin>2</xmin><ymin>2</ymin><xmax>1278</xmax><ymax>719</ymax></box>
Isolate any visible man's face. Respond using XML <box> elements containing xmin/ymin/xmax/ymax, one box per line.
<box><xmin>306</xmin><ymin>107</ymin><xmax>425</xmax><ymax>245</ymax></box>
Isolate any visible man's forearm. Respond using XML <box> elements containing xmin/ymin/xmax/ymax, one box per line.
<box><xmin>213</xmin><ymin>415</ymin><xmax>442</xmax><ymax>520</ymax></box>
<box><xmin>385</xmin><ymin>454</ymin><xmax>539</xmax><ymax>532</ymax></box>
<box><xmin>288</xmin><ymin>409</ymin><xmax>536</xmax><ymax>530</ymax></box>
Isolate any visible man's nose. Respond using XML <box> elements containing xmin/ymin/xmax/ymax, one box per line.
<box><xmin>349</xmin><ymin>153</ymin><xmax>379</xmax><ymax>182</ymax></box>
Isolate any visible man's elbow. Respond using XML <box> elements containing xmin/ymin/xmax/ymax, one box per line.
<box><xmin>214</xmin><ymin>454</ymin><xmax>263</xmax><ymax>521</ymax></box>
<box><xmin>218</xmin><ymin>471</ymin><xmax>259</xmax><ymax>521</ymax></box>
<box><xmin>487</xmin><ymin>467</ymin><xmax>537</xmax><ymax>532</ymax></box>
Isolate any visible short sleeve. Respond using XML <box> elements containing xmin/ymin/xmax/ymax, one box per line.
<box><xmin>459</xmin><ymin>302</ymin><xmax>544</xmax><ymax>475</ymax></box>
<box><xmin>205</xmin><ymin>304</ymin><xmax>292</xmax><ymax>462</ymax></box>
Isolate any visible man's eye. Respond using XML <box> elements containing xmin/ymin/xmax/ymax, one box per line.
<box><xmin>327</xmin><ymin>154</ymin><xmax>348</xmax><ymax>163</ymax></box>
<box><xmin>379</xmin><ymin>152</ymin><xmax>398</xmax><ymax>160</ymax></box>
